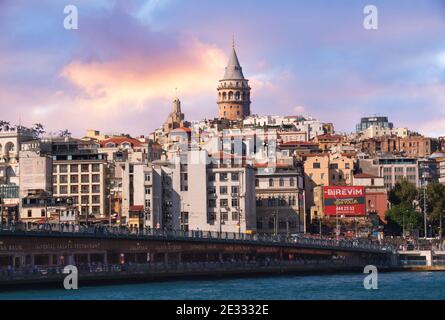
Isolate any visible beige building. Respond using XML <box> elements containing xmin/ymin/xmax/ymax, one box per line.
<box><xmin>19</xmin><ymin>140</ymin><xmax>53</xmax><ymax>197</ymax></box>
<box><xmin>255</xmin><ymin>163</ymin><xmax>305</xmax><ymax>235</ymax></box>
<box><xmin>303</xmin><ymin>152</ymin><xmax>355</xmax><ymax>217</ymax></box>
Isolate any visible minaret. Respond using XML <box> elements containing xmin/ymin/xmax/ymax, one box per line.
<box><xmin>217</xmin><ymin>40</ymin><xmax>251</xmax><ymax>120</ymax></box>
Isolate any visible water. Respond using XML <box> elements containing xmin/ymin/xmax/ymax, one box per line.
<box><xmin>1</xmin><ymin>272</ymin><xmax>444</xmax><ymax>300</ymax></box>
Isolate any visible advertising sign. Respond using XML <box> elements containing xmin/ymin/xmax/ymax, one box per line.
<box><xmin>323</xmin><ymin>186</ymin><xmax>366</xmax><ymax>216</ymax></box>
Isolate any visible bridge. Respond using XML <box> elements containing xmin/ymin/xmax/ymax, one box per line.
<box><xmin>0</xmin><ymin>225</ymin><xmax>399</xmax><ymax>287</ymax></box>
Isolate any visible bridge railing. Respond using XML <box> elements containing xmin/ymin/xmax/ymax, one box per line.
<box><xmin>0</xmin><ymin>222</ymin><xmax>396</xmax><ymax>253</ymax></box>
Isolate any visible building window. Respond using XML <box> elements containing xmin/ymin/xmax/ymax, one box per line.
<box><xmin>41</xmin><ymin>209</ymin><xmax>46</xmax><ymax>217</ymax></box>
<box><xmin>290</xmin><ymin>178</ymin><xmax>295</xmax><ymax>187</ymax></box>
<box><xmin>92</xmin><ymin>164</ymin><xmax>100</xmax><ymax>172</ymax></box>
<box><xmin>231</xmin><ymin>186</ymin><xmax>239</xmax><ymax>195</ymax></box>
<box><xmin>313</xmin><ymin>163</ymin><xmax>321</xmax><ymax>169</ymax></box>
<box><xmin>279</xmin><ymin>178</ymin><xmax>284</xmax><ymax>187</ymax></box>
<box><xmin>255</xmin><ymin>179</ymin><xmax>259</xmax><ymax>187</ymax></box>
<box><xmin>269</xmin><ymin>179</ymin><xmax>274</xmax><ymax>187</ymax></box>
<box><xmin>28</xmin><ymin>210</ymin><xmax>32</xmax><ymax>218</ymax></box>
<box><xmin>232</xmin><ymin>198</ymin><xmax>239</xmax><ymax>208</ymax></box>
<box><xmin>220</xmin><ymin>173</ymin><xmax>228</xmax><ymax>181</ymax></box>
<box><xmin>220</xmin><ymin>199</ymin><xmax>228</xmax><ymax>207</ymax></box>
<box><xmin>208</xmin><ymin>199</ymin><xmax>216</xmax><ymax>208</ymax></box>
<box><xmin>231</xmin><ymin>173</ymin><xmax>239</xmax><ymax>181</ymax></box>
<box><xmin>145</xmin><ymin>174</ymin><xmax>151</xmax><ymax>182</ymax></box>
<box><xmin>145</xmin><ymin>187</ymin><xmax>151</xmax><ymax>195</ymax></box>
<box><xmin>220</xmin><ymin>186</ymin><xmax>228</xmax><ymax>195</ymax></box>
<box><xmin>232</xmin><ymin>211</ymin><xmax>239</xmax><ymax>221</ymax></box>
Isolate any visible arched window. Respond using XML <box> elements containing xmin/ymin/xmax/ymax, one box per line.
<box><xmin>235</xmin><ymin>91</ymin><xmax>240</xmax><ymax>100</ymax></box>
<box><xmin>5</xmin><ymin>142</ymin><xmax>15</xmax><ymax>153</ymax></box>
<box><xmin>279</xmin><ymin>178</ymin><xmax>284</xmax><ymax>187</ymax></box>
<box><xmin>121</xmin><ymin>142</ymin><xmax>132</xmax><ymax>149</ymax></box>
<box><xmin>290</xmin><ymin>178</ymin><xmax>295</xmax><ymax>187</ymax></box>
<box><xmin>228</xmin><ymin>91</ymin><xmax>233</xmax><ymax>100</ymax></box>
<box><xmin>269</xmin><ymin>178</ymin><xmax>274</xmax><ymax>187</ymax></box>
<box><xmin>222</xmin><ymin>92</ymin><xmax>227</xmax><ymax>100</ymax></box>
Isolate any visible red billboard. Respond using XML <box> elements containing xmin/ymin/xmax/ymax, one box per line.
<box><xmin>323</xmin><ymin>186</ymin><xmax>366</xmax><ymax>216</ymax></box>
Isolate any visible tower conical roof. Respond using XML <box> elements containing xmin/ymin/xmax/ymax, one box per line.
<box><xmin>222</xmin><ymin>46</ymin><xmax>245</xmax><ymax>80</ymax></box>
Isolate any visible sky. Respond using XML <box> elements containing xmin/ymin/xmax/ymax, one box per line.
<box><xmin>1</xmin><ymin>0</ymin><xmax>445</xmax><ymax>137</ymax></box>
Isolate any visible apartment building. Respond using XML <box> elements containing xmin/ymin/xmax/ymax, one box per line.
<box><xmin>311</xmin><ymin>134</ymin><xmax>347</xmax><ymax>152</ymax></box>
<box><xmin>121</xmin><ymin>150</ymin><xmax>257</xmax><ymax>233</ymax></box>
<box><xmin>255</xmin><ymin>163</ymin><xmax>305</xmax><ymax>235</ymax></box>
<box><xmin>46</xmin><ymin>138</ymin><xmax>108</xmax><ymax>219</ymax></box>
<box><xmin>359</xmin><ymin>135</ymin><xmax>433</xmax><ymax>158</ymax></box>
<box><xmin>358</xmin><ymin>157</ymin><xmax>419</xmax><ymax>189</ymax></box>
<box><xmin>303</xmin><ymin>152</ymin><xmax>355</xmax><ymax>215</ymax></box>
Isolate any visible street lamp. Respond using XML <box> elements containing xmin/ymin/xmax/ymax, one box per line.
<box><xmin>420</xmin><ymin>163</ymin><xmax>429</xmax><ymax>239</ymax></box>
<box><xmin>402</xmin><ymin>207</ymin><xmax>406</xmax><ymax>239</ymax></box>
<box><xmin>334</xmin><ymin>195</ymin><xmax>340</xmax><ymax>241</ymax></box>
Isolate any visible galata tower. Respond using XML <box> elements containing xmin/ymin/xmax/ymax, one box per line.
<box><xmin>217</xmin><ymin>41</ymin><xmax>251</xmax><ymax>120</ymax></box>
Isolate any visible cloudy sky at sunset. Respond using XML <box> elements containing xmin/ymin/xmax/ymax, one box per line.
<box><xmin>1</xmin><ymin>0</ymin><xmax>445</xmax><ymax>137</ymax></box>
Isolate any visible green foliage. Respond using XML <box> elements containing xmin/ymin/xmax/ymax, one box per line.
<box><xmin>388</xmin><ymin>179</ymin><xmax>418</xmax><ymax>205</ymax></box>
<box><xmin>386</xmin><ymin>202</ymin><xmax>423</xmax><ymax>235</ymax></box>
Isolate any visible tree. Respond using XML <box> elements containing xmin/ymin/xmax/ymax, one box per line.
<box><xmin>424</xmin><ymin>182</ymin><xmax>445</xmax><ymax>236</ymax></box>
<box><xmin>59</xmin><ymin>129</ymin><xmax>72</xmax><ymax>138</ymax></box>
<box><xmin>388</xmin><ymin>179</ymin><xmax>418</xmax><ymax>205</ymax></box>
<box><xmin>0</xmin><ymin>120</ymin><xmax>11</xmax><ymax>130</ymax></box>
<box><xmin>385</xmin><ymin>202</ymin><xmax>423</xmax><ymax>235</ymax></box>
<box><xmin>31</xmin><ymin>123</ymin><xmax>45</xmax><ymax>138</ymax></box>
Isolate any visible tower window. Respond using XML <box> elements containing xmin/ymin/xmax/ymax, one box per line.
<box><xmin>235</xmin><ymin>91</ymin><xmax>240</xmax><ymax>100</ymax></box>
<box><xmin>228</xmin><ymin>91</ymin><xmax>233</xmax><ymax>100</ymax></box>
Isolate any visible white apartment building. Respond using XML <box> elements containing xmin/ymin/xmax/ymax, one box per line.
<box><xmin>359</xmin><ymin>157</ymin><xmax>419</xmax><ymax>189</ymax></box>
<box><xmin>243</xmin><ymin>115</ymin><xmax>324</xmax><ymax>140</ymax></box>
<box><xmin>359</xmin><ymin>125</ymin><xmax>409</xmax><ymax>140</ymax></box>
<box><xmin>121</xmin><ymin>150</ymin><xmax>257</xmax><ymax>234</ymax></box>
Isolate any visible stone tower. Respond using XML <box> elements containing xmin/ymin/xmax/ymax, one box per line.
<box><xmin>217</xmin><ymin>42</ymin><xmax>251</xmax><ymax>121</ymax></box>
<box><xmin>163</xmin><ymin>97</ymin><xmax>185</xmax><ymax>133</ymax></box>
